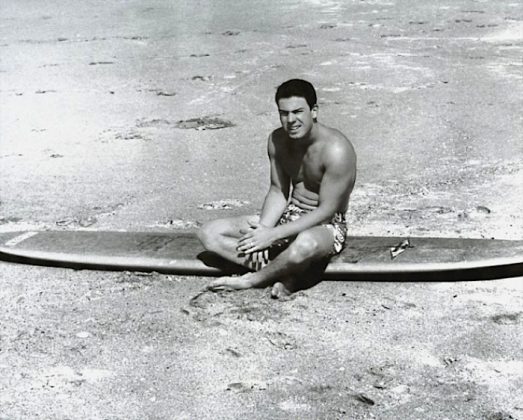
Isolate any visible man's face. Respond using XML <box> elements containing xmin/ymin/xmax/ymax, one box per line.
<box><xmin>277</xmin><ymin>96</ymin><xmax>318</xmax><ymax>140</ymax></box>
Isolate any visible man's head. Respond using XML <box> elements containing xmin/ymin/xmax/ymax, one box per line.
<box><xmin>275</xmin><ymin>79</ymin><xmax>317</xmax><ymax>110</ymax></box>
<box><xmin>275</xmin><ymin>79</ymin><xmax>318</xmax><ymax>140</ymax></box>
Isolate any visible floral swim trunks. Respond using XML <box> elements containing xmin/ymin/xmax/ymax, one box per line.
<box><xmin>272</xmin><ymin>203</ymin><xmax>348</xmax><ymax>256</ymax></box>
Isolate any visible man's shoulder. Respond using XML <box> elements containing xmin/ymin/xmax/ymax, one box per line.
<box><xmin>269</xmin><ymin>127</ymin><xmax>286</xmax><ymax>142</ymax></box>
<box><xmin>319</xmin><ymin>125</ymin><xmax>355</xmax><ymax>156</ymax></box>
<box><xmin>268</xmin><ymin>128</ymin><xmax>289</xmax><ymax>151</ymax></box>
<box><xmin>319</xmin><ymin>124</ymin><xmax>349</xmax><ymax>141</ymax></box>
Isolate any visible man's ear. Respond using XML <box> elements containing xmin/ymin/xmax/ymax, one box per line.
<box><xmin>311</xmin><ymin>104</ymin><xmax>319</xmax><ymax>121</ymax></box>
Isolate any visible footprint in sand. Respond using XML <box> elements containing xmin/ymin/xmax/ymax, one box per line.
<box><xmin>176</xmin><ymin>117</ymin><xmax>234</xmax><ymax>130</ymax></box>
<box><xmin>56</xmin><ymin>216</ymin><xmax>97</xmax><ymax>228</ymax></box>
<box><xmin>491</xmin><ymin>312</ymin><xmax>521</xmax><ymax>325</ymax></box>
<box><xmin>368</xmin><ymin>363</ymin><xmax>396</xmax><ymax>389</ymax></box>
<box><xmin>0</xmin><ymin>216</ymin><xmax>23</xmax><ymax>225</ymax></box>
<box><xmin>266</xmin><ymin>331</ymin><xmax>297</xmax><ymax>350</ymax></box>
<box><xmin>197</xmin><ymin>199</ymin><xmax>249</xmax><ymax>210</ymax></box>
<box><xmin>35</xmin><ymin>90</ymin><xmax>57</xmax><ymax>94</ymax></box>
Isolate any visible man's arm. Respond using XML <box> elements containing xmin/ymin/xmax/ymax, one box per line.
<box><xmin>258</xmin><ymin>133</ymin><xmax>290</xmax><ymax>228</ymax></box>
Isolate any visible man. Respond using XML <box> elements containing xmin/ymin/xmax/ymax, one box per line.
<box><xmin>198</xmin><ymin>79</ymin><xmax>356</xmax><ymax>298</ymax></box>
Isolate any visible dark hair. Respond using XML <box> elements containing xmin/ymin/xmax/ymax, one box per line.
<box><xmin>275</xmin><ymin>79</ymin><xmax>317</xmax><ymax>109</ymax></box>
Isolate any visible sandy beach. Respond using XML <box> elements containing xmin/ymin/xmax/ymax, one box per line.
<box><xmin>1</xmin><ymin>0</ymin><xmax>522</xmax><ymax>418</ymax></box>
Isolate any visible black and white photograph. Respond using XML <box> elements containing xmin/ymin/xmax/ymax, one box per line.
<box><xmin>1</xmin><ymin>0</ymin><xmax>522</xmax><ymax>418</ymax></box>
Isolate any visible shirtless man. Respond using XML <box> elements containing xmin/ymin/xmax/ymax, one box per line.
<box><xmin>198</xmin><ymin>79</ymin><xmax>357</xmax><ymax>298</ymax></box>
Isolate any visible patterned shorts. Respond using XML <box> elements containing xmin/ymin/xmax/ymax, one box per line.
<box><xmin>273</xmin><ymin>203</ymin><xmax>347</xmax><ymax>256</ymax></box>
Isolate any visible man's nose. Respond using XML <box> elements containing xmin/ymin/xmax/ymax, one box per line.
<box><xmin>287</xmin><ymin>113</ymin><xmax>296</xmax><ymax>123</ymax></box>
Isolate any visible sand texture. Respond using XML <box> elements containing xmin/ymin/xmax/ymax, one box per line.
<box><xmin>1</xmin><ymin>0</ymin><xmax>522</xmax><ymax>418</ymax></box>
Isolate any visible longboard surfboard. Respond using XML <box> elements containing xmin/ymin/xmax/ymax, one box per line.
<box><xmin>1</xmin><ymin>230</ymin><xmax>522</xmax><ymax>281</ymax></box>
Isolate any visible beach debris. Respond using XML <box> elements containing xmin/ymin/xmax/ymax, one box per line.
<box><xmin>226</xmin><ymin>381</ymin><xmax>267</xmax><ymax>392</ymax></box>
<box><xmin>443</xmin><ymin>356</ymin><xmax>458</xmax><ymax>366</ymax></box>
<box><xmin>369</xmin><ymin>364</ymin><xmax>395</xmax><ymax>389</ymax></box>
<box><xmin>78</xmin><ymin>217</ymin><xmax>97</xmax><ymax>227</ymax></box>
<box><xmin>310</xmin><ymin>383</ymin><xmax>333</xmax><ymax>393</ymax></box>
<box><xmin>190</xmin><ymin>53</ymin><xmax>210</xmax><ymax>58</ymax></box>
<box><xmin>320</xmin><ymin>23</ymin><xmax>337</xmax><ymax>29</ymax></box>
<box><xmin>176</xmin><ymin>116</ymin><xmax>234</xmax><ymax>130</ymax></box>
<box><xmin>486</xmin><ymin>411</ymin><xmax>516</xmax><ymax>420</ymax></box>
<box><xmin>225</xmin><ymin>348</ymin><xmax>242</xmax><ymax>358</ymax></box>
<box><xmin>475</xmin><ymin>205</ymin><xmax>491</xmax><ymax>214</ymax></box>
<box><xmin>222</xmin><ymin>30</ymin><xmax>240</xmax><ymax>36</ymax></box>
<box><xmin>0</xmin><ymin>216</ymin><xmax>22</xmax><ymax>225</ymax></box>
<box><xmin>155</xmin><ymin>91</ymin><xmax>176</xmax><ymax>96</ymax></box>
<box><xmin>354</xmin><ymin>393</ymin><xmax>375</xmax><ymax>405</ymax></box>
<box><xmin>76</xmin><ymin>331</ymin><xmax>91</xmax><ymax>339</ymax></box>
<box><xmin>491</xmin><ymin>312</ymin><xmax>521</xmax><ymax>325</ymax></box>
<box><xmin>373</xmin><ymin>379</ymin><xmax>392</xmax><ymax>389</ymax></box>
<box><xmin>167</xmin><ymin>219</ymin><xmax>200</xmax><ymax>228</ymax></box>
<box><xmin>197</xmin><ymin>199</ymin><xmax>249</xmax><ymax>210</ymax></box>
<box><xmin>115</xmin><ymin>131</ymin><xmax>148</xmax><ymax>141</ymax></box>
<box><xmin>266</xmin><ymin>331</ymin><xmax>297</xmax><ymax>350</ymax></box>
<box><xmin>285</xmin><ymin>44</ymin><xmax>307</xmax><ymax>49</ymax></box>
<box><xmin>49</xmin><ymin>153</ymin><xmax>63</xmax><ymax>158</ymax></box>
<box><xmin>188</xmin><ymin>289</ymin><xmax>215</xmax><ymax>308</ymax></box>
<box><xmin>390</xmin><ymin>239</ymin><xmax>413</xmax><ymax>259</ymax></box>
<box><xmin>88</xmin><ymin>61</ymin><xmax>114</xmax><ymax>65</ymax></box>
<box><xmin>56</xmin><ymin>216</ymin><xmax>97</xmax><ymax>227</ymax></box>
<box><xmin>146</xmin><ymin>219</ymin><xmax>199</xmax><ymax>229</ymax></box>
<box><xmin>460</xmin><ymin>205</ymin><xmax>492</xmax><ymax>220</ymax></box>
<box><xmin>35</xmin><ymin>89</ymin><xmax>56</xmax><ymax>94</ymax></box>
<box><xmin>136</xmin><ymin>118</ymin><xmax>171</xmax><ymax>128</ymax></box>
<box><xmin>192</xmin><ymin>75</ymin><xmax>212</xmax><ymax>81</ymax></box>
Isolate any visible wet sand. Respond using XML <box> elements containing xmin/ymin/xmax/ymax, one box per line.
<box><xmin>1</xmin><ymin>0</ymin><xmax>522</xmax><ymax>418</ymax></box>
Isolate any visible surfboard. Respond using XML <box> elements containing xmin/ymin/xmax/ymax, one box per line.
<box><xmin>0</xmin><ymin>230</ymin><xmax>522</xmax><ymax>281</ymax></box>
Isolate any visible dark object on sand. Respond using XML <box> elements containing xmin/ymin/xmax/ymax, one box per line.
<box><xmin>1</xmin><ymin>231</ymin><xmax>523</xmax><ymax>281</ymax></box>
<box><xmin>175</xmin><ymin>117</ymin><xmax>234</xmax><ymax>130</ymax></box>
<box><xmin>390</xmin><ymin>238</ymin><xmax>414</xmax><ymax>259</ymax></box>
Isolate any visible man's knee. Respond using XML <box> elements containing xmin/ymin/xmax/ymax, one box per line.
<box><xmin>287</xmin><ymin>231</ymin><xmax>321</xmax><ymax>265</ymax></box>
<box><xmin>198</xmin><ymin>220</ymin><xmax>222</xmax><ymax>251</ymax></box>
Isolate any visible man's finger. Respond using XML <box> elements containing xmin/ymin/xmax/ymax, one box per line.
<box><xmin>238</xmin><ymin>233</ymin><xmax>253</xmax><ymax>244</ymax></box>
<box><xmin>237</xmin><ymin>241</ymin><xmax>253</xmax><ymax>252</ymax></box>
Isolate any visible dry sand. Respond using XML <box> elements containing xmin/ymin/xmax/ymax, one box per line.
<box><xmin>1</xmin><ymin>0</ymin><xmax>522</xmax><ymax>419</ymax></box>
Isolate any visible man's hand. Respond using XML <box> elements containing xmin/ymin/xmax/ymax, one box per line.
<box><xmin>237</xmin><ymin>220</ymin><xmax>278</xmax><ymax>255</ymax></box>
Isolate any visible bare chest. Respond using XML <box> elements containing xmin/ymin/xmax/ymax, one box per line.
<box><xmin>283</xmin><ymin>147</ymin><xmax>324</xmax><ymax>190</ymax></box>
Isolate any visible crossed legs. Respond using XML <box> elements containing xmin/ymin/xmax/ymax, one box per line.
<box><xmin>197</xmin><ymin>215</ymin><xmax>335</xmax><ymax>296</ymax></box>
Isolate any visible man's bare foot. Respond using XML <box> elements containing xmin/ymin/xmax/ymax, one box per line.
<box><xmin>270</xmin><ymin>282</ymin><xmax>292</xmax><ymax>299</ymax></box>
<box><xmin>207</xmin><ymin>273</ymin><xmax>255</xmax><ymax>292</ymax></box>
<box><xmin>271</xmin><ymin>274</ymin><xmax>300</xmax><ymax>299</ymax></box>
